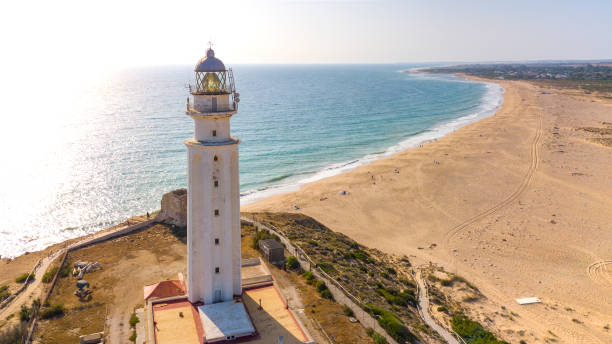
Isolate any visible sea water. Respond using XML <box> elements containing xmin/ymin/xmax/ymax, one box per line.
<box><xmin>0</xmin><ymin>65</ymin><xmax>502</xmax><ymax>257</ymax></box>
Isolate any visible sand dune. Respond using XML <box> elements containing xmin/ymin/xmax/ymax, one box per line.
<box><xmin>244</xmin><ymin>78</ymin><xmax>612</xmax><ymax>343</ymax></box>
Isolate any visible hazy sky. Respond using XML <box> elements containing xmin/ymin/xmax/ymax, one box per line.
<box><xmin>1</xmin><ymin>0</ymin><xmax>611</xmax><ymax>71</ymax></box>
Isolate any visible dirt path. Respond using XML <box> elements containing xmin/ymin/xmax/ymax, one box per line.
<box><xmin>0</xmin><ymin>251</ymin><xmax>60</xmax><ymax>321</ymax></box>
<box><xmin>414</xmin><ymin>270</ymin><xmax>461</xmax><ymax>344</ymax></box>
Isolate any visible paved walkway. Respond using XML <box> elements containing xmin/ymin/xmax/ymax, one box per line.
<box><xmin>414</xmin><ymin>270</ymin><xmax>461</xmax><ymax>344</ymax></box>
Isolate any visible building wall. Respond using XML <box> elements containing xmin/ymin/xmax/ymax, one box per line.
<box><xmin>186</xmin><ymin>138</ymin><xmax>241</xmax><ymax>304</ymax></box>
<box><xmin>194</xmin><ymin>116</ymin><xmax>231</xmax><ymax>142</ymax></box>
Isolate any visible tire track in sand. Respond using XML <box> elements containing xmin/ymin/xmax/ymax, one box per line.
<box><xmin>587</xmin><ymin>261</ymin><xmax>612</xmax><ymax>287</ymax></box>
<box><xmin>445</xmin><ymin>109</ymin><xmax>543</xmax><ymax>244</ymax></box>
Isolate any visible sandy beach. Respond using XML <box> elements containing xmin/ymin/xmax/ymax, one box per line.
<box><xmin>245</xmin><ymin>77</ymin><xmax>612</xmax><ymax>343</ymax></box>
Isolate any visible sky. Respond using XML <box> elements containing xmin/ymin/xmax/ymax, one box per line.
<box><xmin>1</xmin><ymin>0</ymin><xmax>611</xmax><ymax>72</ymax></box>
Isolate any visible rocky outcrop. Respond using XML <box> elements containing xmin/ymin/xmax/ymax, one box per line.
<box><xmin>156</xmin><ymin>188</ymin><xmax>187</xmax><ymax>227</ymax></box>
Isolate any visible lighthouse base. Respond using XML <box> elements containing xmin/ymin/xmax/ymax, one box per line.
<box><xmin>198</xmin><ymin>300</ymin><xmax>255</xmax><ymax>343</ymax></box>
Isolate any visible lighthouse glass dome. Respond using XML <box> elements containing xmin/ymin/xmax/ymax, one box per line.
<box><xmin>191</xmin><ymin>48</ymin><xmax>235</xmax><ymax>95</ymax></box>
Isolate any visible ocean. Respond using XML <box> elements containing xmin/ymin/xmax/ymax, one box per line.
<box><xmin>0</xmin><ymin>65</ymin><xmax>503</xmax><ymax>257</ymax></box>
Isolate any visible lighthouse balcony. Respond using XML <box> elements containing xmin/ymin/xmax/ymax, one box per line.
<box><xmin>186</xmin><ymin>101</ymin><xmax>237</xmax><ymax>116</ymax></box>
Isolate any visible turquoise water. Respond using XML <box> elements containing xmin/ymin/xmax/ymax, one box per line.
<box><xmin>0</xmin><ymin>65</ymin><xmax>502</xmax><ymax>257</ymax></box>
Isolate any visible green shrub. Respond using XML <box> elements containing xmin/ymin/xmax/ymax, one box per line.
<box><xmin>367</xmin><ymin>305</ymin><xmax>417</xmax><ymax>343</ymax></box>
<box><xmin>316</xmin><ymin>280</ymin><xmax>327</xmax><ymax>292</ymax></box>
<box><xmin>19</xmin><ymin>304</ymin><xmax>31</xmax><ymax>322</ymax></box>
<box><xmin>320</xmin><ymin>289</ymin><xmax>333</xmax><ymax>300</ymax></box>
<box><xmin>370</xmin><ymin>331</ymin><xmax>389</xmax><ymax>344</ymax></box>
<box><xmin>358</xmin><ymin>265</ymin><xmax>368</xmax><ymax>273</ymax></box>
<box><xmin>15</xmin><ymin>273</ymin><xmax>32</xmax><ymax>283</ymax></box>
<box><xmin>42</xmin><ymin>267</ymin><xmax>59</xmax><ymax>283</ymax></box>
<box><xmin>286</xmin><ymin>256</ymin><xmax>300</xmax><ymax>270</ymax></box>
<box><xmin>451</xmin><ymin>314</ymin><xmax>508</xmax><ymax>344</ymax></box>
<box><xmin>129</xmin><ymin>331</ymin><xmax>137</xmax><ymax>342</ymax></box>
<box><xmin>302</xmin><ymin>271</ymin><xmax>315</xmax><ymax>284</ymax></box>
<box><xmin>375</xmin><ymin>287</ymin><xmax>416</xmax><ymax>307</ymax></box>
<box><xmin>130</xmin><ymin>313</ymin><xmax>140</xmax><ymax>328</ymax></box>
<box><xmin>317</xmin><ymin>262</ymin><xmax>337</xmax><ymax>275</ymax></box>
<box><xmin>386</xmin><ymin>267</ymin><xmax>397</xmax><ymax>275</ymax></box>
<box><xmin>307</xmin><ymin>240</ymin><xmax>318</xmax><ymax>246</ymax></box>
<box><xmin>0</xmin><ymin>285</ymin><xmax>10</xmax><ymax>302</ymax></box>
<box><xmin>437</xmin><ymin>306</ymin><xmax>448</xmax><ymax>313</ymax></box>
<box><xmin>40</xmin><ymin>304</ymin><xmax>65</xmax><ymax>319</ymax></box>
<box><xmin>352</xmin><ymin>249</ymin><xmax>372</xmax><ymax>263</ymax></box>
<box><xmin>342</xmin><ymin>304</ymin><xmax>354</xmax><ymax>317</ymax></box>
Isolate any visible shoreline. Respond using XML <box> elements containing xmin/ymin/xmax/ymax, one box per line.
<box><xmin>244</xmin><ymin>78</ymin><xmax>612</xmax><ymax>343</ymax></box>
<box><xmin>240</xmin><ymin>73</ymin><xmax>504</xmax><ymax>205</ymax></box>
<box><xmin>1</xmin><ymin>72</ymin><xmax>502</xmax><ymax>259</ymax></box>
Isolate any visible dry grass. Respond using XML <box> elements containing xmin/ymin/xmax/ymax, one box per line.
<box><xmin>34</xmin><ymin>223</ymin><xmax>186</xmax><ymax>344</ymax></box>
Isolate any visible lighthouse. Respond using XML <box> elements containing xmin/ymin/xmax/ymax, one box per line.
<box><xmin>185</xmin><ymin>46</ymin><xmax>241</xmax><ymax>304</ymax></box>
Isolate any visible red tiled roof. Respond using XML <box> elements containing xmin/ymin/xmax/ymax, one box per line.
<box><xmin>144</xmin><ymin>279</ymin><xmax>186</xmax><ymax>300</ymax></box>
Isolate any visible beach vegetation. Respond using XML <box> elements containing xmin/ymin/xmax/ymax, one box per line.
<box><xmin>366</xmin><ymin>305</ymin><xmax>418</xmax><ymax>343</ymax></box>
<box><xmin>451</xmin><ymin>314</ymin><xmax>508</xmax><ymax>344</ymax></box>
<box><xmin>42</xmin><ymin>267</ymin><xmax>59</xmax><ymax>283</ymax></box>
<box><xmin>19</xmin><ymin>304</ymin><xmax>32</xmax><ymax>322</ymax></box>
<box><xmin>366</xmin><ymin>328</ymin><xmax>389</xmax><ymax>344</ymax></box>
<box><xmin>129</xmin><ymin>313</ymin><xmax>140</xmax><ymax>328</ymax></box>
<box><xmin>15</xmin><ymin>273</ymin><xmax>32</xmax><ymax>284</ymax></box>
<box><xmin>317</xmin><ymin>262</ymin><xmax>337</xmax><ymax>275</ymax></box>
<box><xmin>286</xmin><ymin>256</ymin><xmax>300</xmax><ymax>270</ymax></box>
<box><xmin>40</xmin><ymin>303</ymin><xmax>65</xmax><ymax>319</ymax></box>
<box><xmin>375</xmin><ymin>286</ymin><xmax>416</xmax><ymax>307</ymax></box>
<box><xmin>0</xmin><ymin>285</ymin><xmax>10</xmax><ymax>302</ymax></box>
<box><xmin>302</xmin><ymin>271</ymin><xmax>315</xmax><ymax>284</ymax></box>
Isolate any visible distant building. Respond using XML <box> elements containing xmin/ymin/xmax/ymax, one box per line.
<box><xmin>258</xmin><ymin>239</ymin><xmax>285</xmax><ymax>265</ymax></box>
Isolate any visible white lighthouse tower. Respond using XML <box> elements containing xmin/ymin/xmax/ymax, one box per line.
<box><xmin>185</xmin><ymin>46</ymin><xmax>241</xmax><ymax>304</ymax></box>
